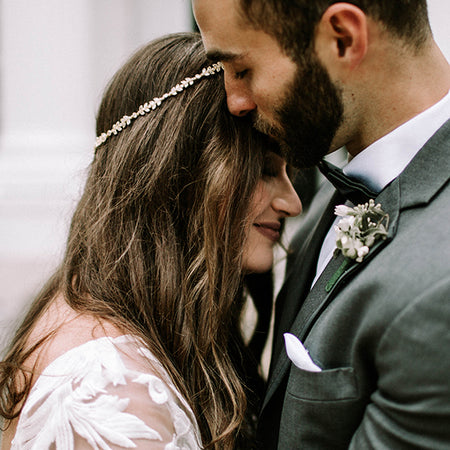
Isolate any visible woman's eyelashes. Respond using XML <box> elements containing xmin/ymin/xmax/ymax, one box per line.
<box><xmin>287</xmin><ymin>165</ymin><xmax>298</xmax><ymax>182</ymax></box>
<box><xmin>262</xmin><ymin>153</ymin><xmax>297</xmax><ymax>182</ymax></box>
<box><xmin>262</xmin><ymin>154</ymin><xmax>279</xmax><ymax>178</ymax></box>
<box><xmin>262</xmin><ymin>162</ymin><xmax>278</xmax><ymax>178</ymax></box>
<box><xmin>235</xmin><ymin>69</ymin><xmax>248</xmax><ymax>80</ymax></box>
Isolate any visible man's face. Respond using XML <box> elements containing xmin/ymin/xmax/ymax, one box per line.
<box><xmin>193</xmin><ymin>0</ymin><xmax>344</xmax><ymax>168</ymax></box>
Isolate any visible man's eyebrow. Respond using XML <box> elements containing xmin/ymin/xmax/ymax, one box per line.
<box><xmin>205</xmin><ymin>50</ymin><xmax>241</xmax><ymax>62</ymax></box>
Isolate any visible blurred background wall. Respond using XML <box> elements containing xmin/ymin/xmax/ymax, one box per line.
<box><xmin>0</xmin><ymin>0</ymin><xmax>194</xmax><ymax>349</ymax></box>
<box><xmin>0</xmin><ymin>0</ymin><xmax>449</xmax><ymax>351</ymax></box>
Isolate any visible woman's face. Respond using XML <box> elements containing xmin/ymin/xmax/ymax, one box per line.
<box><xmin>243</xmin><ymin>152</ymin><xmax>302</xmax><ymax>273</ymax></box>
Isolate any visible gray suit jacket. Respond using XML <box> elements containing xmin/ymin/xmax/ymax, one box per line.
<box><xmin>257</xmin><ymin>119</ymin><xmax>450</xmax><ymax>449</ymax></box>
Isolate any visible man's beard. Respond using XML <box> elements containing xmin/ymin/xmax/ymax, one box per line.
<box><xmin>254</xmin><ymin>52</ymin><xmax>344</xmax><ymax>169</ymax></box>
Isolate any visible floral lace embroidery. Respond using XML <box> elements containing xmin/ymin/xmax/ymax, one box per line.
<box><xmin>12</xmin><ymin>336</ymin><xmax>201</xmax><ymax>450</ymax></box>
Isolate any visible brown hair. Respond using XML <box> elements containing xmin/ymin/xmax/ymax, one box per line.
<box><xmin>238</xmin><ymin>0</ymin><xmax>432</xmax><ymax>58</ymax></box>
<box><xmin>0</xmin><ymin>32</ymin><xmax>273</xmax><ymax>448</ymax></box>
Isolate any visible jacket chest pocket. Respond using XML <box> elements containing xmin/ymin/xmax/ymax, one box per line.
<box><xmin>279</xmin><ymin>365</ymin><xmax>362</xmax><ymax>449</ymax></box>
<box><xmin>287</xmin><ymin>365</ymin><xmax>358</xmax><ymax>401</ymax></box>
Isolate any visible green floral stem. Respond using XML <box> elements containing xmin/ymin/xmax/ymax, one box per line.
<box><xmin>325</xmin><ymin>258</ymin><xmax>352</xmax><ymax>292</ymax></box>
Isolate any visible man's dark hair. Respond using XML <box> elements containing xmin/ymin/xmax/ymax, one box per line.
<box><xmin>238</xmin><ymin>0</ymin><xmax>431</xmax><ymax>59</ymax></box>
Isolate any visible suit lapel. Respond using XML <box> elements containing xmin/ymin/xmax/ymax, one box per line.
<box><xmin>397</xmin><ymin>118</ymin><xmax>450</xmax><ymax>209</ymax></box>
<box><xmin>261</xmin><ymin>247</ymin><xmax>348</xmax><ymax>410</ymax></box>
<box><xmin>269</xmin><ymin>190</ymin><xmax>342</xmax><ymax>376</ymax></box>
<box><xmin>292</xmin><ymin>181</ymin><xmax>401</xmax><ymax>342</ymax></box>
<box><xmin>263</xmin><ymin>190</ymin><xmax>341</xmax><ymax>409</ymax></box>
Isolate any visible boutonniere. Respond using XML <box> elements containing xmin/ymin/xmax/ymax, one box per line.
<box><xmin>326</xmin><ymin>199</ymin><xmax>389</xmax><ymax>292</ymax></box>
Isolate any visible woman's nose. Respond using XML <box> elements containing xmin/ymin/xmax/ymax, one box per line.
<box><xmin>224</xmin><ymin>74</ymin><xmax>256</xmax><ymax>117</ymax></box>
<box><xmin>272</xmin><ymin>181</ymin><xmax>302</xmax><ymax>218</ymax></box>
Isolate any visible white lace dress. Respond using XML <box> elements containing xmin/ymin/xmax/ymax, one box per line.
<box><xmin>11</xmin><ymin>335</ymin><xmax>202</xmax><ymax>450</ymax></box>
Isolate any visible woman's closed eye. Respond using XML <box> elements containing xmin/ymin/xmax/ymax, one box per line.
<box><xmin>235</xmin><ymin>69</ymin><xmax>248</xmax><ymax>80</ymax></box>
<box><xmin>262</xmin><ymin>151</ymin><xmax>286</xmax><ymax>178</ymax></box>
<box><xmin>262</xmin><ymin>158</ymin><xmax>279</xmax><ymax>178</ymax></box>
<box><xmin>262</xmin><ymin>152</ymin><xmax>297</xmax><ymax>182</ymax></box>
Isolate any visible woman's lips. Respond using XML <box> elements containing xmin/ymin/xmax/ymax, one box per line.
<box><xmin>254</xmin><ymin>221</ymin><xmax>281</xmax><ymax>241</ymax></box>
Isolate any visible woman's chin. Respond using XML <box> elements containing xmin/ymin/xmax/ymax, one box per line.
<box><xmin>243</xmin><ymin>260</ymin><xmax>274</xmax><ymax>274</ymax></box>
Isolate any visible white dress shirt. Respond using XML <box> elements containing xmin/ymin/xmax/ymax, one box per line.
<box><xmin>312</xmin><ymin>90</ymin><xmax>450</xmax><ymax>287</ymax></box>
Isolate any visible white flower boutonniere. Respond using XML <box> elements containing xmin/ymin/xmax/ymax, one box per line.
<box><xmin>334</xmin><ymin>200</ymin><xmax>389</xmax><ymax>262</ymax></box>
<box><xmin>326</xmin><ymin>199</ymin><xmax>389</xmax><ymax>292</ymax></box>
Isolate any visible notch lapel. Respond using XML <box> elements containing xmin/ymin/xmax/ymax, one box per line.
<box><xmin>269</xmin><ymin>190</ymin><xmax>342</xmax><ymax>377</ymax></box>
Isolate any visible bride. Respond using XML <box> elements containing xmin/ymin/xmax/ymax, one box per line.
<box><xmin>0</xmin><ymin>32</ymin><xmax>301</xmax><ymax>449</ymax></box>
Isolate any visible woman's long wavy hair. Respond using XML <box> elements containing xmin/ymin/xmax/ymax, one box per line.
<box><xmin>0</xmin><ymin>32</ymin><xmax>270</xmax><ymax>448</ymax></box>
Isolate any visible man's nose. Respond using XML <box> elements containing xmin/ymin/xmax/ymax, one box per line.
<box><xmin>224</xmin><ymin>75</ymin><xmax>256</xmax><ymax>117</ymax></box>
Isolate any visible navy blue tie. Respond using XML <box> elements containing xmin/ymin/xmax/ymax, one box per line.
<box><xmin>318</xmin><ymin>160</ymin><xmax>378</xmax><ymax>205</ymax></box>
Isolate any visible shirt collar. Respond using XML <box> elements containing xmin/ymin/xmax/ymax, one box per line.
<box><xmin>343</xmin><ymin>90</ymin><xmax>450</xmax><ymax>193</ymax></box>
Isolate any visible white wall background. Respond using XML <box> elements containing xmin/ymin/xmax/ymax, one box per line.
<box><xmin>0</xmin><ymin>0</ymin><xmax>449</xmax><ymax>352</ymax></box>
<box><xmin>0</xmin><ymin>0</ymin><xmax>193</xmax><ymax>349</ymax></box>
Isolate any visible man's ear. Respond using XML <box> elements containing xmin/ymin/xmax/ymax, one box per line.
<box><xmin>315</xmin><ymin>3</ymin><xmax>368</xmax><ymax>72</ymax></box>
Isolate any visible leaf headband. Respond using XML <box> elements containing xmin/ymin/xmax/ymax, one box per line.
<box><xmin>95</xmin><ymin>62</ymin><xmax>224</xmax><ymax>149</ymax></box>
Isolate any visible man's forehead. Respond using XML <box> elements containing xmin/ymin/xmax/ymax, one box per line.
<box><xmin>193</xmin><ymin>0</ymin><xmax>263</xmax><ymax>62</ymax></box>
<box><xmin>193</xmin><ymin>0</ymin><xmax>234</xmax><ymax>24</ymax></box>
<box><xmin>193</xmin><ymin>0</ymin><xmax>247</xmax><ymax>40</ymax></box>
<box><xmin>193</xmin><ymin>0</ymin><xmax>243</xmax><ymax>21</ymax></box>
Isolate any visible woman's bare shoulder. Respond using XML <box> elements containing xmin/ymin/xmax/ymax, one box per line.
<box><xmin>24</xmin><ymin>294</ymin><xmax>123</xmax><ymax>378</ymax></box>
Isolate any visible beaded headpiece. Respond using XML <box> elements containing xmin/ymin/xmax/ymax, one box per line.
<box><xmin>95</xmin><ymin>62</ymin><xmax>223</xmax><ymax>149</ymax></box>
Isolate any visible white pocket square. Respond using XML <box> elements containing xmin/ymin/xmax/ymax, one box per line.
<box><xmin>284</xmin><ymin>333</ymin><xmax>322</xmax><ymax>372</ymax></box>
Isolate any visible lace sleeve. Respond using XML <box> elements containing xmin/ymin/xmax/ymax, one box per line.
<box><xmin>12</xmin><ymin>336</ymin><xmax>201</xmax><ymax>450</ymax></box>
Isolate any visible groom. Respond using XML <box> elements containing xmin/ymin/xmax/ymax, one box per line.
<box><xmin>193</xmin><ymin>0</ymin><xmax>450</xmax><ymax>448</ymax></box>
